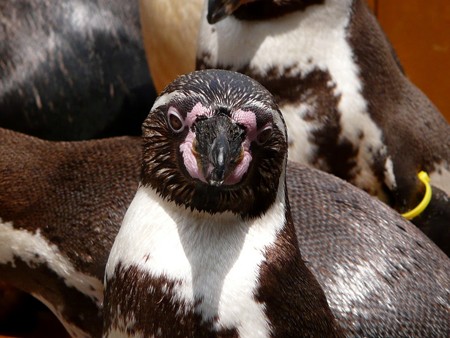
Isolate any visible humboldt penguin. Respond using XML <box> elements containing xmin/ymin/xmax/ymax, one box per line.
<box><xmin>103</xmin><ymin>69</ymin><xmax>343</xmax><ymax>337</ymax></box>
<box><xmin>0</xmin><ymin>0</ymin><xmax>155</xmax><ymax>141</ymax></box>
<box><xmin>1</xmin><ymin>70</ymin><xmax>449</xmax><ymax>337</ymax></box>
<box><xmin>197</xmin><ymin>0</ymin><xmax>450</xmax><ymax>253</ymax></box>
<box><xmin>104</xmin><ymin>69</ymin><xmax>449</xmax><ymax>337</ymax></box>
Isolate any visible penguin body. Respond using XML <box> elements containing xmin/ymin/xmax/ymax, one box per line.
<box><xmin>288</xmin><ymin>162</ymin><xmax>450</xmax><ymax>336</ymax></box>
<box><xmin>104</xmin><ymin>70</ymin><xmax>449</xmax><ymax>337</ymax></box>
<box><xmin>0</xmin><ymin>128</ymin><xmax>140</xmax><ymax>337</ymax></box>
<box><xmin>1</xmin><ymin>71</ymin><xmax>449</xmax><ymax>337</ymax></box>
<box><xmin>197</xmin><ymin>0</ymin><xmax>450</xmax><ymax>249</ymax></box>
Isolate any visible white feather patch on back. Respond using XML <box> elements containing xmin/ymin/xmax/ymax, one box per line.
<box><xmin>384</xmin><ymin>156</ymin><xmax>397</xmax><ymax>191</ymax></box>
<box><xmin>0</xmin><ymin>219</ymin><xmax>103</xmax><ymax>305</ymax></box>
<box><xmin>106</xmin><ymin>173</ymin><xmax>287</xmax><ymax>338</ymax></box>
<box><xmin>281</xmin><ymin>102</ymin><xmax>318</xmax><ymax>161</ymax></box>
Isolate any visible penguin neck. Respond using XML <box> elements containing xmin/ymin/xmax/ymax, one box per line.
<box><xmin>105</xmin><ymin>175</ymin><xmax>340</xmax><ymax>336</ymax></box>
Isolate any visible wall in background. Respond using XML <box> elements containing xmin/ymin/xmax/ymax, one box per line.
<box><xmin>367</xmin><ymin>0</ymin><xmax>450</xmax><ymax>122</ymax></box>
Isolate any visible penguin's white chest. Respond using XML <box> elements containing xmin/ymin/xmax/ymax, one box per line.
<box><xmin>106</xmin><ymin>186</ymin><xmax>286</xmax><ymax>338</ymax></box>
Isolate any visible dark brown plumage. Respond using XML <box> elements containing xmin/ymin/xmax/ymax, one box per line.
<box><xmin>0</xmin><ymin>128</ymin><xmax>141</xmax><ymax>337</ymax></box>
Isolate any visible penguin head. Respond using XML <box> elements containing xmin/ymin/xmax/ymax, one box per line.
<box><xmin>141</xmin><ymin>69</ymin><xmax>287</xmax><ymax>218</ymax></box>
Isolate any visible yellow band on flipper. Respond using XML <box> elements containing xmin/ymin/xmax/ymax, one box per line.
<box><xmin>401</xmin><ymin>171</ymin><xmax>432</xmax><ymax>220</ymax></box>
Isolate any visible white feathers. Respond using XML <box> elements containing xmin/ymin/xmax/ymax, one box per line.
<box><xmin>384</xmin><ymin>156</ymin><xmax>397</xmax><ymax>191</ymax></box>
<box><xmin>0</xmin><ymin>219</ymin><xmax>103</xmax><ymax>306</ymax></box>
<box><xmin>150</xmin><ymin>90</ymin><xmax>184</xmax><ymax>111</ymax></box>
<box><xmin>198</xmin><ymin>0</ymin><xmax>354</xmax><ymax>74</ymax></box>
<box><xmin>106</xmin><ymin>168</ymin><xmax>287</xmax><ymax>337</ymax></box>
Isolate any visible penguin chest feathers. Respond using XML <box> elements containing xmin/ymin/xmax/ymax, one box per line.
<box><xmin>105</xmin><ymin>185</ymin><xmax>287</xmax><ymax>337</ymax></box>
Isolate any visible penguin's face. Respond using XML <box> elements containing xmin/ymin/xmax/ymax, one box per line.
<box><xmin>183</xmin><ymin>108</ymin><xmax>250</xmax><ymax>187</ymax></box>
<box><xmin>141</xmin><ymin>70</ymin><xmax>287</xmax><ymax>218</ymax></box>
<box><xmin>170</xmin><ymin>102</ymin><xmax>278</xmax><ymax>189</ymax></box>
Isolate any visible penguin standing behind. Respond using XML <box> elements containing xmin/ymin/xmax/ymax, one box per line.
<box><xmin>104</xmin><ymin>69</ymin><xmax>449</xmax><ymax>337</ymax></box>
<box><xmin>197</xmin><ymin>0</ymin><xmax>450</xmax><ymax>253</ymax></box>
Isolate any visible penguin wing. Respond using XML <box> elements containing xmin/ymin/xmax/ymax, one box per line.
<box><xmin>287</xmin><ymin>161</ymin><xmax>450</xmax><ymax>337</ymax></box>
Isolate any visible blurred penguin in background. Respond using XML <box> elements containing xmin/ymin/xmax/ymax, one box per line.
<box><xmin>1</xmin><ymin>0</ymin><xmax>157</xmax><ymax>141</ymax></box>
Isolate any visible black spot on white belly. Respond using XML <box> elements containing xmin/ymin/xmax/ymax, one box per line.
<box><xmin>104</xmin><ymin>263</ymin><xmax>239</xmax><ymax>337</ymax></box>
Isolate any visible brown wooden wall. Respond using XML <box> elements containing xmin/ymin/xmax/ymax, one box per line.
<box><xmin>367</xmin><ymin>0</ymin><xmax>450</xmax><ymax>122</ymax></box>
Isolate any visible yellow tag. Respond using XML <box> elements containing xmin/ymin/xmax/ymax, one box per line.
<box><xmin>402</xmin><ymin>171</ymin><xmax>432</xmax><ymax>220</ymax></box>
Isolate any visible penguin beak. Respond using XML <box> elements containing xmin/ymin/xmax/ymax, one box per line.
<box><xmin>193</xmin><ymin>114</ymin><xmax>245</xmax><ymax>187</ymax></box>
<box><xmin>207</xmin><ymin>132</ymin><xmax>231</xmax><ymax>186</ymax></box>
<box><xmin>207</xmin><ymin>0</ymin><xmax>246</xmax><ymax>24</ymax></box>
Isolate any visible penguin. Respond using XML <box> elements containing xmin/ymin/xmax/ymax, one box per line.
<box><xmin>104</xmin><ymin>69</ymin><xmax>449</xmax><ymax>337</ymax></box>
<box><xmin>0</xmin><ymin>0</ymin><xmax>155</xmax><ymax>141</ymax></box>
<box><xmin>1</xmin><ymin>70</ymin><xmax>449</xmax><ymax>337</ymax></box>
<box><xmin>139</xmin><ymin>0</ymin><xmax>203</xmax><ymax>92</ymax></box>
<box><xmin>196</xmin><ymin>0</ymin><xmax>450</xmax><ymax>253</ymax></box>
<box><xmin>0</xmin><ymin>127</ymin><xmax>141</xmax><ymax>337</ymax></box>
<box><xmin>103</xmin><ymin>69</ymin><xmax>343</xmax><ymax>337</ymax></box>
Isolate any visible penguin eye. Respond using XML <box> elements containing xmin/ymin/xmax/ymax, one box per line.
<box><xmin>167</xmin><ymin>107</ymin><xmax>185</xmax><ymax>133</ymax></box>
<box><xmin>256</xmin><ymin>125</ymin><xmax>273</xmax><ymax>145</ymax></box>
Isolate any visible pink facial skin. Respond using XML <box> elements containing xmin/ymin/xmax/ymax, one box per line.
<box><xmin>180</xmin><ymin>103</ymin><xmax>210</xmax><ymax>184</ymax></box>
<box><xmin>180</xmin><ymin>130</ymin><xmax>207</xmax><ymax>183</ymax></box>
<box><xmin>223</xmin><ymin>109</ymin><xmax>258</xmax><ymax>185</ymax></box>
<box><xmin>232</xmin><ymin>109</ymin><xmax>258</xmax><ymax>142</ymax></box>
<box><xmin>179</xmin><ymin>103</ymin><xmax>264</xmax><ymax>186</ymax></box>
